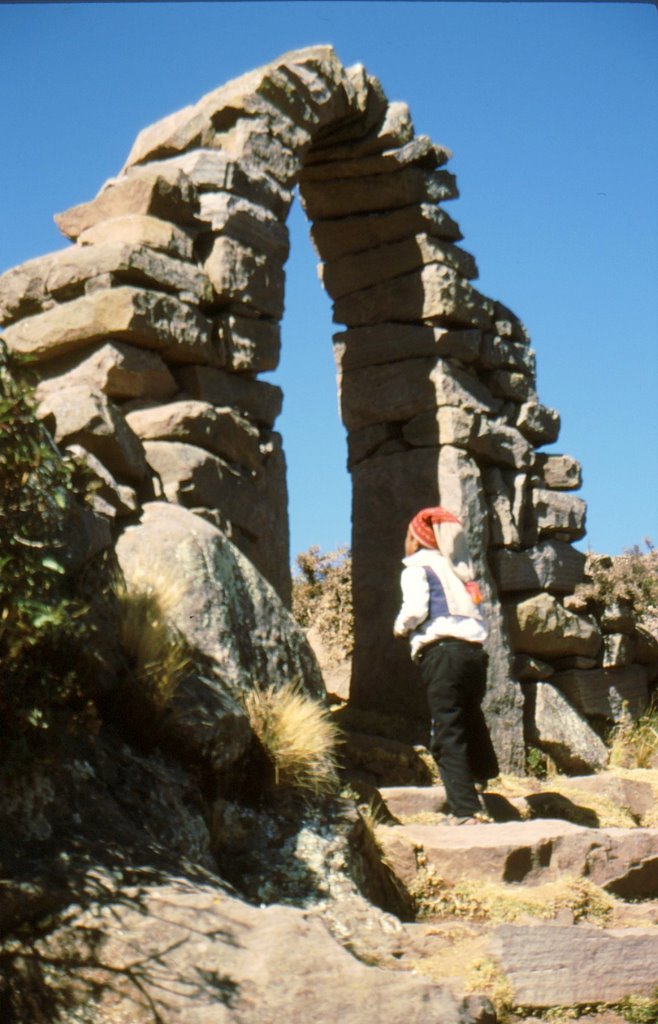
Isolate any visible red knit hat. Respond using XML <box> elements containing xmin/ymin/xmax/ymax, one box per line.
<box><xmin>408</xmin><ymin>506</ymin><xmax>461</xmax><ymax>549</ymax></box>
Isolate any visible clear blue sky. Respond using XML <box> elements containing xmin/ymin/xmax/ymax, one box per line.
<box><xmin>1</xmin><ymin>2</ymin><xmax>656</xmax><ymax>560</ymax></box>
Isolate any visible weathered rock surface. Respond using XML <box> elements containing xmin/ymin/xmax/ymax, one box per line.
<box><xmin>334</xmin><ymin>263</ymin><xmax>494</xmax><ymax>329</ymax></box>
<box><xmin>37</xmin><ymin>384</ymin><xmax>149</xmax><ymax>484</ymax></box>
<box><xmin>176</xmin><ymin>364</ymin><xmax>282</xmax><ymax>427</ymax></box>
<box><xmin>78</xmin><ymin>213</ymin><xmax>195</xmax><ymax>259</ymax></box>
<box><xmin>491</xmin><ymin>541</ymin><xmax>586</xmax><ymax>594</ymax></box>
<box><xmin>115</xmin><ymin>502</ymin><xmax>319</xmax><ymax>699</ymax></box>
<box><xmin>524</xmin><ymin>681</ymin><xmax>609</xmax><ymax>773</ymax></box>
<box><xmin>311</xmin><ymin>202</ymin><xmax>463</xmax><ymax>262</ymax></box>
<box><xmin>36</xmin><ymin>339</ymin><xmax>178</xmax><ymax>402</ymax></box>
<box><xmin>204</xmin><ymin>235</ymin><xmax>285</xmax><ymax>318</ymax></box>
<box><xmin>491</xmin><ymin>924</ymin><xmax>658</xmax><ymax>1006</ymax></box>
<box><xmin>552</xmin><ymin>665</ymin><xmax>649</xmax><ymax>722</ymax></box>
<box><xmin>301</xmin><ymin>166</ymin><xmax>458</xmax><ymax>220</ymax></box>
<box><xmin>374</xmin><ymin>818</ymin><xmax>658</xmax><ymax>896</ymax></box>
<box><xmin>322</xmin><ymin>233</ymin><xmax>477</xmax><ymax>300</ymax></box>
<box><xmin>126</xmin><ymin>399</ymin><xmax>262</xmax><ymax>472</ymax></box>
<box><xmin>2</xmin><ymin>286</ymin><xmax>214</xmax><ymax>364</ymax></box>
<box><xmin>505</xmin><ymin>593</ymin><xmax>602</xmax><ymax>659</ymax></box>
<box><xmin>55</xmin><ymin>171</ymin><xmax>199</xmax><ymax>240</ymax></box>
<box><xmin>19</xmin><ymin>875</ymin><xmax>469</xmax><ymax>1024</ymax></box>
<box><xmin>333</xmin><ymin>323</ymin><xmax>480</xmax><ymax>371</ymax></box>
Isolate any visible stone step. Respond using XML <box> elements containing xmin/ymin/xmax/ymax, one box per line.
<box><xmin>373</xmin><ymin>818</ymin><xmax>658</xmax><ymax>898</ymax></box>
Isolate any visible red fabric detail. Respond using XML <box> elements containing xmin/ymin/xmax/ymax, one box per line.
<box><xmin>408</xmin><ymin>506</ymin><xmax>461</xmax><ymax>549</ymax></box>
<box><xmin>465</xmin><ymin>581</ymin><xmax>483</xmax><ymax>605</ymax></box>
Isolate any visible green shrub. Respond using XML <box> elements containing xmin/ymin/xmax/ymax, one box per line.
<box><xmin>0</xmin><ymin>341</ymin><xmax>104</xmax><ymax>752</ymax></box>
<box><xmin>292</xmin><ymin>545</ymin><xmax>353</xmax><ymax>658</ymax></box>
<box><xmin>578</xmin><ymin>542</ymin><xmax>658</xmax><ymax>628</ymax></box>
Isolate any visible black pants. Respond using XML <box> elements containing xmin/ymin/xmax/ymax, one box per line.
<box><xmin>418</xmin><ymin>639</ymin><xmax>498</xmax><ymax>817</ymax></box>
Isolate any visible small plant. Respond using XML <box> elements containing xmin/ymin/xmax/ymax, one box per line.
<box><xmin>116</xmin><ymin>566</ymin><xmax>190</xmax><ymax>709</ymax></box>
<box><xmin>0</xmin><ymin>340</ymin><xmax>105</xmax><ymax>751</ymax></box>
<box><xmin>609</xmin><ymin>700</ymin><xmax>658</xmax><ymax>770</ymax></box>
<box><xmin>618</xmin><ymin>989</ymin><xmax>658</xmax><ymax>1024</ymax></box>
<box><xmin>526</xmin><ymin>745</ymin><xmax>549</xmax><ymax>779</ymax></box>
<box><xmin>292</xmin><ymin>545</ymin><xmax>353</xmax><ymax>659</ymax></box>
<box><xmin>464</xmin><ymin>956</ymin><xmax>515</xmax><ymax>1022</ymax></box>
<box><xmin>242</xmin><ymin>681</ymin><xmax>341</xmax><ymax>796</ymax></box>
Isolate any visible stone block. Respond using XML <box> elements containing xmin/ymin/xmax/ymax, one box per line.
<box><xmin>479</xmin><ymin>334</ymin><xmax>535</xmax><ymax>373</ymax></box>
<box><xmin>2</xmin><ymin>243</ymin><xmax>212</xmax><ymax>323</ymax></box>
<box><xmin>37</xmin><ymin>384</ymin><xmax>148</xmax><ymax>485</ymax></box>
<box><xmin>505</xmin><ymin>593</ymin><xmax>602</xmax><ymax>659</ymax></box>
<box><xmin>131</xmin><ymin>149</ymin><xmax>293</xmax><ymax>219</ymax></box>
<box><xmin>310</xmin><ymin>202</ymin><xmax>462</xmax><ymax>262</ymax></box>
<box><xmin>36</xmin><ymin>341</ymin><xmax>177</xmax><ymax>402</ymax></box>
<box><xmin>78</xmin><ymin>214</ymin><xmax>195</xmax><ymax>261</ymax></box>
<box><xmin>470</xmin><ymin>418</ymin><xmax>534</xmax><ymax>469</ymax></box>
<box><xmin>321</xmin><ymin>233</ymin><xmax>477</xmax><ymax>300</ymax></box>
<box><xmin>313</xmin><ymin>99</ymin><xmax>416</xmax><ymax>159</ymax></box>
<box><xmin>635</xmin><ymin>624</ymin><xmax>658</xmax><ymax>664</ymax></box>
<box><xmin>533</xmin><ymin>452</ymin><xmax>582</xmax><ymax>490</ymax></box>
<box><xmin>204</xmin><ymin>235</ymin><xmax>285</xmax><ymax>319</ymax></box>
<box><xmin>175</xmin><ymin>364</ymin><xmax>282</xmax><ymax>428</ymax></box>
<box><xmin>300</xmin><ymin>135</ymin><xmax>447</xmax><ymax>183</ymax></box>
<box><xmin>55</xmin><ymin>172</ymin><xmax>199</xmax><ymax>241</ymax></box>
<box><xmin>347</xmin><ymin>422</ymin><xmax>400</xmax><ymax>467</ymax></box>
<box><xmin>524</xmin><ymin>681</ymin><xmax>609</xmax><ymax>773</ymax></box>
<box><xmin>215</xmin><ymin>313</ymin><xmax>280</xmax><ymax>373</ymax></box>
<box><xmin>2</xmin><ymin>286</ymin><xmax>214</xmax><ymax>365</ymax></box>
<box><xmin>516</xmin><ymin>399</ymin><xmax>560</xmax><ymax>445</ymax></box>
<box><xmin>66</xmin><ymin>444</ymin><xmax>138</xmax><ymax>518</ymax></box>
<box><xmin>333</xmin><ymin>263</ymin><xmax>495</xmax><ymax>330</ymax></box>
<box><xmin>340</xmin><ymin>357</ymin><xmax>436</xmax><ymax>431</ymax></box>
<box><xmin>600</xmin><ymin>599</ymin><xmax>635</xmax><ymax>635</ymax></box>
<box><xmin>530</xmin><ymin>488</ymin><xmax>587</xmax><ymax>541</ymax></box>
<box><xmin>212</xmin><ymin>118</ymin><xmax>302</xmax><ymax>186</ymax></box>
<box><xmin>300</xmin><ymin>167</ymin><xmax>458</xmax><ymax>220</ymax></box>
<box><xmin>491</xmin><ymin>541</ymin><xmax>586</xmax><ymax>594</ymax></box>
<box><xmin>125</xmin><ymin>399</ymin><xmax>262</xmax><ymax>472</ymax></box>
<box><xmin>491</xmin><ymin>924</ymin><xmax>658</xmax><ymax>1006</ymax></box>
<box><xmin>0</xmin><ymin>250</ymin><xmax>60</xmax><ymax>327</ymax></box>
<box><xmin>333</xmin><ymin>324</ymin><xmax>480</xmax><ymax>372</ymax></box>
<box><xmin>485</xmin><ymin>370</ymin><xmax>532</xmax><ymax>402</ymax></box>
<box><xmin>602</xmin><ymin>632</ymin><xmax>634</xmax><ymax>668</ymax></box>
<box><xmin>552</xmin><ymin>665</ymin><xmax>649</xmax><ymax>722</ymax></box>
<box><xmin>198</xmin><ymin>193</ymin><xmax>290</xmax><ymax>260</ymax></box>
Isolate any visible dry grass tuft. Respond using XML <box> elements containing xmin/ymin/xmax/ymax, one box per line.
<box><xmin>409</xmin><ymin>871</ymin><xmax>614</xmax><ymax>926</ymax></box>
<box><xmin>609</xmin><ymin>701</ymin><xmax>658</xmax><ymax>770</ymax></box>
<box><xmin>243</xmin><ymin>681</ymin><xmax>341</xmax><ymax>796</ymax></box>
<box><xmin>116</xmin><ymin>566</ymin><xmax>190</xmax><ymax>708</ymax></box>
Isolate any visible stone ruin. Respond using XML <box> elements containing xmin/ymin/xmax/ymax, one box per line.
<box><xmin>1</xmin><ymin>45</ymin><xmax>653</xmax><ymax>772</ymax></box>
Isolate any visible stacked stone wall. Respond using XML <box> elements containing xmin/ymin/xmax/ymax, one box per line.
<box><xmin>2</xmin><ymin>45</ymin><xmax>652</xmax><ymax>770</ymax></box>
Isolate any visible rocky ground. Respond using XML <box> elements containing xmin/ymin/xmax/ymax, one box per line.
<box><xmin>1</xmin><ymin>720</ymin><xmax>657</xmax><ymax>1024</ymax></box>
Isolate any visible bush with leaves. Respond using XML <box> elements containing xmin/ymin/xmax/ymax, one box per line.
<box><xmin>291</xmin><ymin>545</ymin><xmax>353</xmax><ymax>659</ymax></box>
<box><xmin>576</xmin><ymin>541</ymin><xmax>658</xmax><ymax>633</ymax></box>
<box><xmin>0</xmin><ymin>340</ymin><xmax>107</xmax><ymax>752</ymax></box>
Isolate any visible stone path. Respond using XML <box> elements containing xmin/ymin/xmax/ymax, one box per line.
<box><xmin>351</xmin><ymin>775</ymin><xmax>658</xmax><ymax>1019</ymax></box>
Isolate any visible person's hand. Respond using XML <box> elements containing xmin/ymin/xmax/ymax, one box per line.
<box><xmin>465</xmin><ymin>581</ymin><xmax>483</xmax><ymax>604</ymax></box>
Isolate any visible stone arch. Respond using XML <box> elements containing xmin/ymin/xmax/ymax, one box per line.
<box><xmin>0</xmin><ymin>46</ymin><xmax>591</xmax><ymax>770</ymax></box>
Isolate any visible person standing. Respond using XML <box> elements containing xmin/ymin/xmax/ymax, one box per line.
<box><xmin>393</xmin><ymin>506</ymin><xmax>498</xmax><ymax>825</ymax></box>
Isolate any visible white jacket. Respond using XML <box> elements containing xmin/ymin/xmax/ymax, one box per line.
<box><xmin>394</xmin><ymin>548</ymin><xmax>487</xmax><ymax>660</ymax></box>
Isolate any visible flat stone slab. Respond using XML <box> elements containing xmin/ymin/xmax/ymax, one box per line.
<box><xmin>378</xmin><ymin>786</ymin><xmax>448</xmax><ymax>820</ymax></box>
<box><xmin>490</xmin><ymin>923</ymin><xmax>658</xmax><ymax>1006</ymax></box>
<box><xmin>375</xmin><ymin>819</ymin><xmax>658</xmax><ymax>896</ymax></box>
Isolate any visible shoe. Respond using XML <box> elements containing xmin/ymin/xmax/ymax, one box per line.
<box><xmin>443</xmin><ymin>811</ymin><xmax>493</xmax><ymax>826</ymax></box>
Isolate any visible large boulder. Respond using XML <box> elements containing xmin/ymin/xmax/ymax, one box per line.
<box><xmin>115</xmin><ymin>502</ymin><xmax>322</xmax><ymax>700</ymax></box>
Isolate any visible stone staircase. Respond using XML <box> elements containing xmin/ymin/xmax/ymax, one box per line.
<box><xmin>347</xmin><ymin>771</ymin><xmax>658</xmax><ymax>1020</ymax></box>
